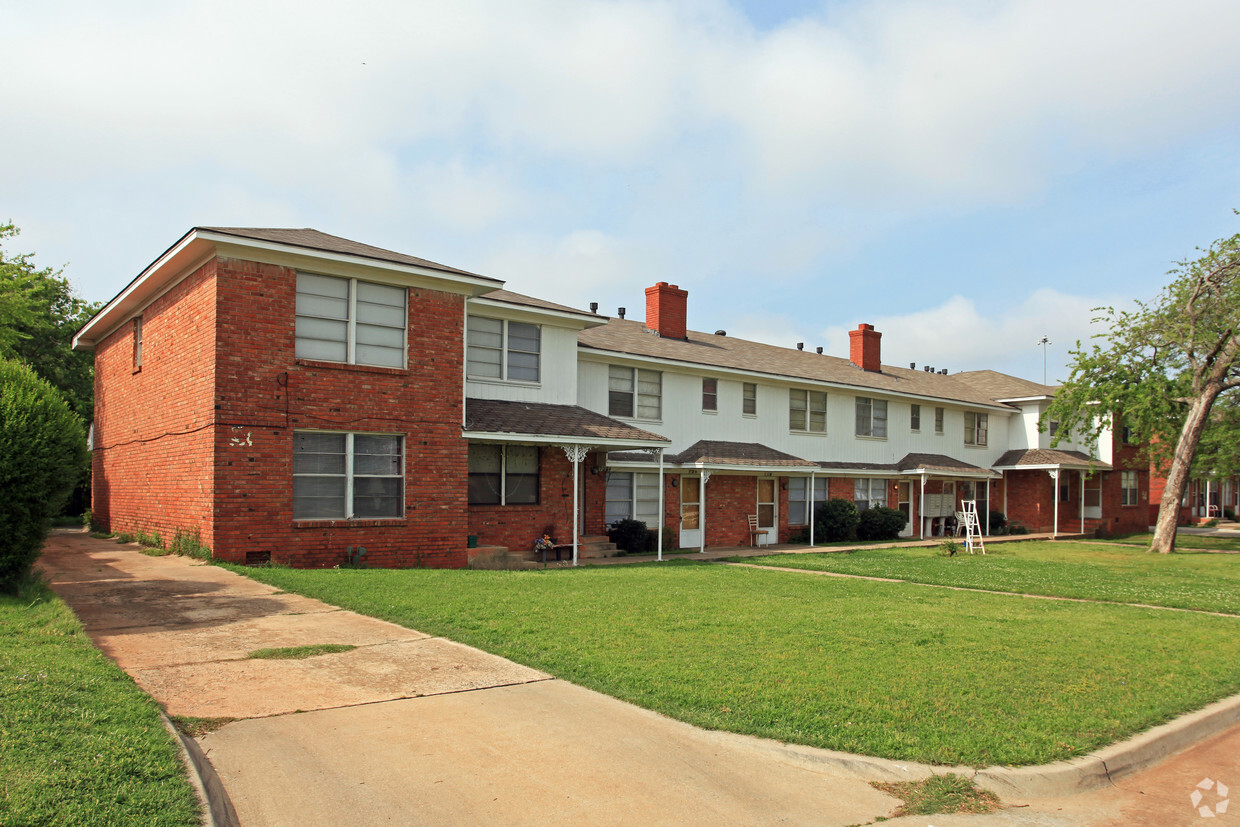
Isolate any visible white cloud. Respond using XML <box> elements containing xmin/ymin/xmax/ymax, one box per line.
<box><xmin>481</xmin><ymin>229</ymin><xmax>649</xmax><ymax>311</ymax></box>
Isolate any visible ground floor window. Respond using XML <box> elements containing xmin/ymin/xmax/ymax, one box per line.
<box><xmin>1120</xmin><ymin>470</ymin><xmax>1139</xmax><ymax>506</ymax></box>
<box><xmin>468</xmin><ymin>444</ymin><xmax>540</xmax><ymax>505</ymax></box>
<box><xmin>606</xmin><ymin>471</ymin><xmax>660</xmax><ymax>526</ymax></box>
<box><xmin>293</xmin><ymin>431</ymin><xmax>403</xmax><ymax>519</ymax></box>
<box><xmin>854</xmin><ymin>478</ymin><xmax>889</xmax><ymax>511</ymax></box>
<box><xmin>787</xmin><ymin>477</ymin><xmax>829</xmax><ymax>525</ymax></box>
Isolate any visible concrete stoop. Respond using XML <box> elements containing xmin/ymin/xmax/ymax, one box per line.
<box><xmin>576</xmin><ymin>535</ymin><xmax>621</xmax><ymax>559</ymax></box>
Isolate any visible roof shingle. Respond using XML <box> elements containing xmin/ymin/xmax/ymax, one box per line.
<box><xmin>464</xmin><ymin>399</ymin><xmax>668</xmax><ymax>444</ymax></box>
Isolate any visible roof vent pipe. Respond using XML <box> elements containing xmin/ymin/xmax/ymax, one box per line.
<box><xmin>715</xmin><ymin>330</ymin><xmax>726</xmax><ymax>336</ymax></box>
<box><xmin>618</xmin><ymin>307</ymin><xmax>626</xmax><ymax>319</ymax></box>
<box><xmin>910</xmin><ymin>362</ymin><xmax>916</xmax><ymax>370</ymax></box>
<box><xmin>816</xmin><ymin>346</ymin><xmax>823</xmax><ymax>354</ymax></box>
<box><xmin>940</xmin><ymin>368</ymin><xmax>948</xmax><ymax>375</ymax></box>
<box><xmin>797</xmin><ymin>342</ymin><xmax>804</xmax><ymax>350</ymax></box>
<box><xmin>589</xmin><ymin>302</ymin><xmax>598</xmax><ymax>314</ymax></box>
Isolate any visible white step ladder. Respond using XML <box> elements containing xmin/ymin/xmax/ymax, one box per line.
<box><xmin>961</xmin><ymin>500</ymin><xmax>986</xmax><ymax>555</ymax></box>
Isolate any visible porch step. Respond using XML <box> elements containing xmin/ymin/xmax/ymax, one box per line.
<box><xmin>577</xmin><ymin>535</ymin><xmax>622</xmax><ymax>559</ymax></box>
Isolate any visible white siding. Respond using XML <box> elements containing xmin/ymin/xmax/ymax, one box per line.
<box><xmin>467</xmin><ymin>323</ymin><xmax>579</xmax><ymax>405</ymax></box>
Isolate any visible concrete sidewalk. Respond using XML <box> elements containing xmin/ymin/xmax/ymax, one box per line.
<box><xmin>40</xmin><ymin>531</ymin><xmax>1240</xmax><ymax>826</ymax></box>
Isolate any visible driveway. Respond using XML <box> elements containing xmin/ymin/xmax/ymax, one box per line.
<box><xmin>40</xmin><ymin>531</ymin><xmax>1240</xmax><ymax>826</ymax></box>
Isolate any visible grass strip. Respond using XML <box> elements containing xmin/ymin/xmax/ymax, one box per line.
<box><xmin>0</xmin><ymin>580</ymin><xmax>200</xmax><ymax>826</ymax></box>
<box><xmin>247</xmin><ymin>644</ymin><xmax>357</xmax><ymax>660</ymax></box>
<box><xmin>735</xmin><ymin>540</ymin><xmax>1240</xmax><ymax>613</ymax></box>
<box><xmin>1082</xmin><ymin>533</ymin><xmax>1240</xmax><ymax>553</ymax></box>
<box><xmin>872</xmin><ymin>774</ymin><xmax>1000</xmax><ymax>816</ymax></box>
<box><xmin>227</xmin><ymin>561</ymin><xmax>1240</xmax><ymax>767</ymax></box>
<box><xmin>168</xmin><ymin>716</ymin><xmax>237</xmax><ymax>738</ymax></box>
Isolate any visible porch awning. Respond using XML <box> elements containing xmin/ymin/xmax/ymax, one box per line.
<box><xmin>463</xmin><ymin>398</ymin><xmax>670</xmax><ymax>449</ymax></box>
<box><xmin>896</xmin><ymin>453</ymin><xmax>1001</xmax><ymax>479</ymax></box>
<box><xmin>991</xmin><ymin>448</ymin><xmax>1110</xmax><ymax>472</ymax></box>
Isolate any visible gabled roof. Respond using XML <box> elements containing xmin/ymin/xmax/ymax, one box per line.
<box><xmin>577</xmin><ymin>319</ymin><xmax>1014</xmax><ymax>410</ymax></box>
<box><xmin>895</xmin><ymin>453</ymin><xmax>1000</xmax><ymax>478</ymax></box>
<box><xmin>951</xmin><ymin>370</ymin><xmax>1058</xmax><ymax>400</ymax></box>
<box><xmin>992</xmin><ymin>448</ymin><xmax>1109</xmax><ymax>470</ymax></box>
<box><xmin>668</xmin><ymin>440</ymin><xmax>816</xmax><ymax>468</ymax></box>
<box><xmin>464</xmin><ymin>398</ymin><xmax>668</xmax><ymax>446</ymax></box>
<box><xmin>474</xmin><ymin>289</ymin><xmax>591</xmax><ymax>316</ymax></box>
<box><xmin>200</xmin><ymin>227</ymin><xmax>492</xmax><ymax>280</ymax></box>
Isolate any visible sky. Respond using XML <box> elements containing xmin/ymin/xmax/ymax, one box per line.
<box><xmin>4</xmin><ymin>0</ymin><xmax>1239</xmax><ymax>384</ymax></box>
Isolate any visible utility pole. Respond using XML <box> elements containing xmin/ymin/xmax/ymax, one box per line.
<box><xmin>1036</xmin><ymin>335</ymin><xmax>1052</xmax><ymax>385</ymax></box>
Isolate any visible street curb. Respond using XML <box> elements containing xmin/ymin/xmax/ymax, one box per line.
<box><xmin>160</xmin><ymin>714</ymin><xmax>239</xmax><ymax>827</ymax></box>
<box><xmin>973</xmin><ymin>692</ymin><xmax>1240</xmax><ymax>799</ymax></box>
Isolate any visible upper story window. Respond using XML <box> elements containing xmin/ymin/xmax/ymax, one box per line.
<box><xmin>295</xmin><ymin>273</ymin><xmax>406</xmax><ymax>368</ymax></box>
<box><xmin>1121</xmin><ymin>426</ymin><xmax>1134</xmax><ymax>445</ymax></box>
<box><xmin>467</xmin><ymin>316</ymin><xmax>541</xmax><ymax>382</ymax></box>
<box><xmin>790</xmin><ymin>389</ymin><xmax>827</xmax><ymax>433</ymax></box>
<box><xmin>964</xmin><ymin>411</ymin><xmax>988</xmax><ymax>446</ymax></box>
<box><xmin>702</xmin><ymin>378</ymin><xmax>718</xmax><ymax>411</ymax></box>
<box><xmin>1049</xmin><ymin>420</ymin><xmax>1060</xmax><ymax>437</ymax></box>
<box><xmin>609</xmin><ymin>366</ymin><xmax>661</xmax><ymax>420</ymax></box>
<box><xmin>910</xmin><ymin>404</ymin><xmax>920</xmax><ymax>432</ymax></box>
<box><xmin>743</xmin><ymin>382</ymin><xmax>757</xmax><ymax>415</ymax></box>
<box><xmin>293</xmin><ymin>431</ymin><xmax>403</xmax><ymax>519</ymax></box>
<box><xmin>468</xmin><ymin>444</ymin><xmax>540</xmax><ymax>505</ymax></box>
<box><xmin>132</xmin><ymin>316</ymin><xmax>143</xmax><ymax>371</ymax></box>
<box><xmin>855</xmin><ymin>397</ymin><xmax>888</xmax><ymax>438</ymax></box>
<box><xmin>935</xmin><ymin>407</ymin><xmax>945</xmax><ymax>434</ymax></box>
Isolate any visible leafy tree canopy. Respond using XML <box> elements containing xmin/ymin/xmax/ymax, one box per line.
<box><xmin>1046</xmin><ymin>221</ymin><xmax>1240</xmax><ymax>552</ymax></box>
<box><xmin>0</xmin><ymin>223</ymin><xmax>100</xmax><ymax>420</ymax></box>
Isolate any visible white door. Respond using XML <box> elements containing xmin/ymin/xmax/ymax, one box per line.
<box><xmin>756</xmin><ymin>478</ymin><xmax>776</xmax><ymax>546</ymax></box>
<box><xmin>897</xmin><ymin>481</ymin><xmax>913</xmax><ymax>537</ymax></box>
<box><xmin>680</xmin><ymin>475</ymin><xmax>701</xmax><ymax>548</ymax></box>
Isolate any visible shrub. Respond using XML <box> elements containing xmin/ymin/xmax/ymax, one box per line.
<box><xmin>857</xmin><ymin>506</ymin><xmax>908</xmax><ymax>541</ymax></box>
<box><xmin>169</xmin><ymin>527</ymin><xmax>212</xmax><ymax>559</ymax></box>
<box><xmin>1225</xmin><ymin>508</ymin><xmax>1236</xmax><ymax>521</ymax></box>
<box><xmin>646</xmin><ymin>525</ymin><xmax>677</xmax><ymax>553</ymax></box>
<box><xmin>815</xmin><ymin>498</ymin><xmax>860</xmax><ymax>542</ymax></box>
<box><xmin>937</xmin><ymin>539</ymin><xmax>962</xmax><ymax>556</ymax></box>
<box><xmin>1009</xmin><ymin>524</ymin><xmax>1029</xmax><ymax>535</ymax></box>
<box><xmin>988</xmin><ymin>510</ymin><xmax>1008</xmax><ymax>532</ymax></box>
<box><xmin>608</xmin><ymin>518</ymin><xmax>650</xmax><ymax>554</ymax></box>
<box><xmin>0</xmin><ymin>358</ymin><xmax>88</xmax><ymax>592</ymax></box>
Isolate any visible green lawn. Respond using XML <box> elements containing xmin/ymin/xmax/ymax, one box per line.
<box><xmin>1085</xmin><ymin>533</ymin><xmax>1240</xmax><ymax>553</ymax></box>
<box><xmin>231</xmin><ymin>560</ymin><xmax>1240</xmax><ymax>768</ymax></box>
<box><xmin>0</xmin><ymin>580</ymin><xmax>200</xmax><ymax>827</ymax></box>
<box><xmin>736</xmin><ymin>540</ymin><xmax>1240</xmax><ymax>613</ymax></box>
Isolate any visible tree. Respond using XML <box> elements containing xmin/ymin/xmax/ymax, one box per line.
<box><xmin>0</xmin><ymin>223</ymin><xmax>100</xmax><ymax>420</ymax></box>
<box><xmin>0</xmin><ymin>358</ymin><xmax>88</xmax><ymax>591</ymax></box>
<box><xmin>1046</xmin><ymin>225</ymin><xmax>1240</xmax><ymax>553</ymax></box>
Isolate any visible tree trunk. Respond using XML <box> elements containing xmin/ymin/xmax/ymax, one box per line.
<box><xmin>1150</xmin><ymin>390</ymin><xmax>1222</xmax><ymax>552</ymax></box>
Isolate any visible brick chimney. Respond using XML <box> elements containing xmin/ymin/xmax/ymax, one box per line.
<box><xmin>644</xmin><ymin>282</ymin><xmax>688</xmax><ymax>339</ymax></box>
<box><xmin>849</xmin><ymin>323</ymin><xmax>882</xmax><ymax>372</ymax></box>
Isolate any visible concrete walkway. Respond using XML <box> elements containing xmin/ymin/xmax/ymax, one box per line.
<box><xmin>40</xmin><ymin>531</ymin><xmax>1240</xmax><ymax>826</ymax></box>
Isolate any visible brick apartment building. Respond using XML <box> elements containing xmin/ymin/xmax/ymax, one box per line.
<box><xmin>73</xmin><ymin>227</ymin><xmax>1149</xmax><ymax>567</ymax></box>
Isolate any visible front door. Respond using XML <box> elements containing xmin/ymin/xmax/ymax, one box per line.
<box><xmin>756</xmin><ymin>478</ymin><xmax>776</xmax><ymax>546</ymax></box>
<box><xmin>897</xmin><ymin>481</ymin><xmax>913</xmax><ymax>537</ymax></box>
<box><xmin>680</xmin><ymin>475</ymin><xmax>701</xmax><ymax>548</ymax></box>
<box><xmin>1084</xmin><ymin>475</ymin><xmax>1102</xmax><ymax>519</ymax></box>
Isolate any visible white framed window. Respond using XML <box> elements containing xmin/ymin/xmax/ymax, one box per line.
<box><xmin>790</xmin><ymin>389</ymin><xmax>827</xmax><ymax>432</ymax></box>
<box><xmin>910</xmin><ymin>404</ymin><xmax>920</xmax><ymax>432</ymax></box>
<box><xmin>855</xmin><ymin>397</ymin><xmax>888</xmax><ymax>438</ymax></box>
<box><xmin>468</xmin><ymin>444</ymin><xmax>540</xmax><ymax>505</ymax></box>
<box><xmin>605</xmin><ymin>471</ymin><xmax>661</xmax><ymax>526</ymax></box>
<box><xmin>743</xmin><ymin>382</ymin><xmax>757</xmax><ymax>416</ymax></box>
<box><xmin>787</xmin><ymin>477</ymin><xmax>829</xmax><ymax>525</ymax></box>
<box><xmin>466</xmin><ymin>316</ymin><xmax>541</xmax><ymax>382</ymax></box>
<box><xmin>854</xmin><ymin>478</ymin><xmax>889</xmax><ymax>511</ymax></box>
<box><xmin>702</xmin><ymin>378</ymin><xmax>718</xmax><ymax>412</ymax></box>
<box><xmin>1121</xmin><ymin>470</ymin><xmax>1139</xmax><ymax>506</ymax></box>
<box><xmin>609</xmin><ymin>366</ymin><xmax>662</xmax><ymax>420</ymax></box>
<box><xmin>295</xmin><ymin>273</ymin><xmax>406</xmax><ymax>368</ymax></box>
<box><xmin>964</xmin><ymin>412</ymin><xmax>988</xmax><ymax>446</ymax></box>
<box><xmin>293</xmin><ymin>431</ymin><xmax>403</xmax><ymax>519</ymax></box>
<box><xmin>934</xmin><ymin>407</ymin><xmax>945</xmax><ymax>434</ymax></box>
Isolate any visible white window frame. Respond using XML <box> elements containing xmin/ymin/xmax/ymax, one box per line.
<box><xmin>293</xmin><ymin>430</ymin><xmax>404</xmax><ymax>520</ymax></box>
<box><xmin>964</xmin><ymin>411</ymin><xmax>989</xmax><ymax>446</ymax></box>
<box><xmin>468</xmin><ymin>444</ymin><xmax>541</xmax><ymax>506</ymax></box>
<box><xmin>605</xmin><ymin>471</ymin><xmax>661</xmax><ymax>527</ymax></box>
<box><xmin>854</xmin><ymin>478</ymin><xmax>889</xmax><ymax>511</ymax></box>
<box><xmin>790</xmin><ymin>389</ymin><xmax>827</xmax><ymax>433</ymax></box>
<box><xmin>609</xmin><ymin>366</ymin><xmax>662</xmax><ymax>420</ymax></box>
<box><xmin>466</xmin><ymin>316</ymin><xmax>541</xmax><ymax>383</ymax></box>
<box><xmin>1120</xmin><ymin>470</ymin><xmax>1139</xmax><ymax>506</ymax></box>
<box><xmin>855</xmin><ymin>397</ymin><xmax>888</xmax><ymax>438</ymax></box>
<box><xmin>743</xmin><ymin>382</ymin><xmax>757</xmax><ymax>416</ymax></box>
<box><xmin>295</xmin><ymin>273</ymin><xmax>407</xmax><ymax>368</ymax></box>
<box><xmin>787</xmin><ymin>477</ymin><xmax>829</xmax><ymax>525</ymax></box>
<box><xmin>702</xmin><ymin>378</ymin><xmax>718</xmax><ymax>412</ymax></box>
<box><xmin>910</xmin><ymin>404</ymin><xmax>920</xmax><ymax>432</ymax></box>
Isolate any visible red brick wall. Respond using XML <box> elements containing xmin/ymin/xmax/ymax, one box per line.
<box><xmin>208</xmin><ymin>257</ymin><xmax>470</xmax><ymax>568</ymax></box>
<box><xmin>1003</xmin><ymin>469</ymin><xmax>1056</xmax><ymax>532</ymax></box>
<box><xmin>90</xmin><ymin>259</ymin><xmax>219</xmax><ymax>547</ymax></box>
